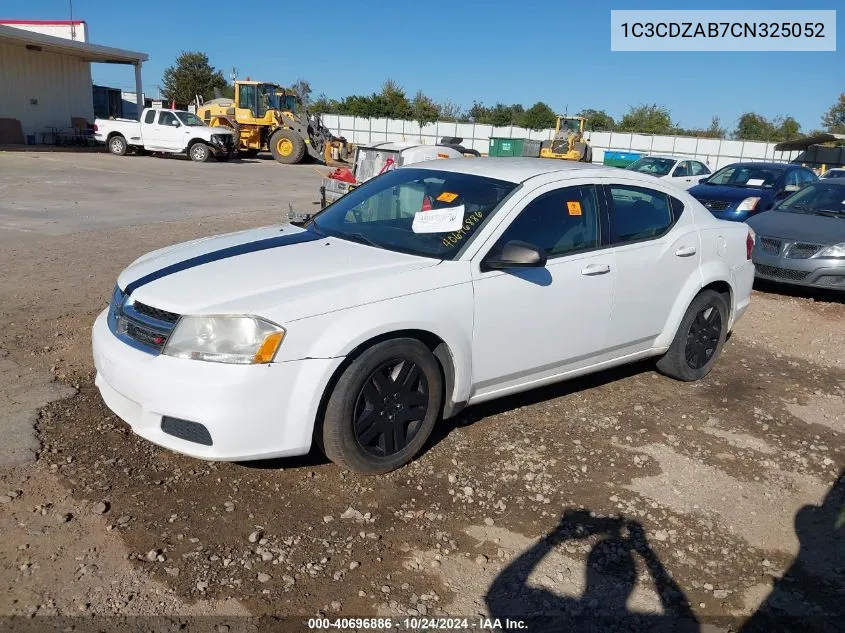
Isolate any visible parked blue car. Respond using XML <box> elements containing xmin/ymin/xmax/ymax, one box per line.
<box><xmin>688</xmin><ymin>162</ymin><xmax>818</xmax><ymax>222</ymax></box>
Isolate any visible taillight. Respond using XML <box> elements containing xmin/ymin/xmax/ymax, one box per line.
<box><xmin>746</xmin><ymin>227</ymin><xmax>755</xmax><ymax>260</ymax></box>
<box><xmin>93</xmin><ymin>123</ymin><xmax>98</xmax><ymax>132</ymax></box>
<box><xmin>420</xmin><ymin>195</ymin><xmax>433</xmax><ymax>212</ymax></box>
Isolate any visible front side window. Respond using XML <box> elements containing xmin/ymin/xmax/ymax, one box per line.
<box><xmin>490</xmin><ymin>185</ymin><xmax>601</xmax><ymax>259</ymax></box>
<box><xmin>673</xmin><ymin>161</ymin><xmax>691</xmax><ymax>177</ymax></box>
<box><xmin>311</xmin><ymin>168</ymin><xmax>517</xmax><ymax>260</ymax></box>
<box><xmin>158</xmin><ymin>111</ymin><xmax>178</xmax><ymax>127</ymax></box>
<box><xmin>144</xmin><ymin>110</ymin><xmax>156</xmax><ymax>124</ymax></box>
<box><xmin>776</xmin><ymin>182</ymin><xmax>845</xmax><ymax>216</ymax></box>
<box><xmin>608</xmin><ymin>185</ymin><xmax>673</xmax><ymax>243</ymax></box>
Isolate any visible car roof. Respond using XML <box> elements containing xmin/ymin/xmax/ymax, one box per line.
<box><xmin>409</xmin><ymin>157</ymin><xmax>612</xmax><ymax>183</ymax></box>
<box><xmin>643</xmin><ymin>154</ymin><xmax>684</xmax><ymax>161</ymax></box>
<box><xmin>722</xmin><ymin>161</ymin><xmax>791</xmax><ymax>170</ymax></box>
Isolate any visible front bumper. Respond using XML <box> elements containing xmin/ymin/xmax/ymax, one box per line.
<box><xmin>92</xmin><ymin>309</ymin><xmax>344</xmax><ymax>461</ymax></box>
<box><xmin>751</xmin><ymin>250</ymin><xmax>845</xmax><ymax>290</ymax></box>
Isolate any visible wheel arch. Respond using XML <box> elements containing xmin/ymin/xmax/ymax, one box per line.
<box><xmin>311</xmin><ymin>328</ymin><xmax>463</xmax><ymax>452</ymax></box>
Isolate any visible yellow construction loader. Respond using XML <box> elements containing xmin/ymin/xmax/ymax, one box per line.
<box><xmin>196</xmin><ymin>80</ymin><xmax>347</xmax><ymax>164</ymax></box>
<box><xmin>539</xmin><ymin>116</ymin><xmax>592</xmax><ymax>162</ymax></box>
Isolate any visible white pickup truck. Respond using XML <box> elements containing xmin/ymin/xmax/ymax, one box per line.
<box><xmin>94</xmin><ymin>108</ymin><xmax>236</xmax><ymax>162</ymax></box>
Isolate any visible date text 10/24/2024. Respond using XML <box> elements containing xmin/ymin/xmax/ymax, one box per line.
<box><xmin>307</xmin><ymin>617</ymin><xmax>528</xmax><ymax>630</ymax></box>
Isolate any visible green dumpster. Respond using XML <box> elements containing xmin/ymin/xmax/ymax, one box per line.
<box><xmin>489</xmin><ymin>137</ymin><xmax>541</xmax><ymax>158</ymax></box>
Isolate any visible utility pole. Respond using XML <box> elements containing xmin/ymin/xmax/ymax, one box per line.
<box><xmin>69</xmin><ymin>0</ymin><xmax>76</xmax><ymax>40</ymax></box>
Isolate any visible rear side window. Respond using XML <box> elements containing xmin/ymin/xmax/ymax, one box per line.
<box><xmin>144</xmin><ymin>110</ymin><xmax>156</xmax><ymax>124</ymax></box>
<box><xmin>492</xmin><ymin>185</ymin><xmax>601</xmax><ymax>259</ymax></box>
<box><xmin>607</xmin><ymin>185</ymin><xmax>674</xmax><ymax>244</ymax></box>
<box><xmin>690</xmin><ymin>161</ymin><xmax>710</xmax><ymax>176</ymax></box>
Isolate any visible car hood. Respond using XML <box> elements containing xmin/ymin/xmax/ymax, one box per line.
<box><xmin>747</xmin><ymin>210</ymin><xmax>845</xmax><ymax>244</ymax></box>
<box><xmin>118</xmin><ymin>225</ymin><xmax>443</xmax><ymax>320</ymax></box>
<box><xmin>688</xmin><ymin>183</ymin><xmax>772</xmax><ymax>203</ymax></box>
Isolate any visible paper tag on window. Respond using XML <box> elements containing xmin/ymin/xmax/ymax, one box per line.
<box><xmin>746</xmin><ymin>178</ymin><xmax>765</xmax><ymax>186</ymax></box>
<box><xmin>567</xmin><ymin>201</ymin><xmax>582</xmax><ymax>216</ymax></box>
<box><xmin>412</xmin><ymin>205</ymin><xmax>465</xmax><ymax>233</ymax></box>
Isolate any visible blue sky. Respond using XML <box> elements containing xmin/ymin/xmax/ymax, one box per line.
<box><xmin>6</xmin><ymin>1</ymin><xmax>843</xmax><ymax>132</ymax></box>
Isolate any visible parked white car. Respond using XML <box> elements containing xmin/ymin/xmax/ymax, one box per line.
<box><xmin>92</xmin><ymin>158</ymin><xmax>755</xmax><ymax>474</ymax></box>
<box><xmin>626</xmin><ymin>155</ymin><xmax>712</xmax><ymax>189</ymax></box>
<box><xmin>94</xmin><ymin>108</ymin><xmax>235</xmax><ymax>162</ymax></box>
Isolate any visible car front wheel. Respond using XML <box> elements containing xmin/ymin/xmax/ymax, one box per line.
<box><xmin>322</xmin><ymin>338</ymin><xmax>443</xmax><ymax>474</ymax></box>
<box><xmin>656</xmin><ymin>289</ymin><xmax>729</xmax><ymax>381</ymax></box>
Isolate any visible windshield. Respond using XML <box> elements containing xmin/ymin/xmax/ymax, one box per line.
<box><xmin>776</xmin><ymin>182</ymin><xmax>845</xmax><ymax>216</ymax></box>
<box><xmin>626</xmin><ymin>157</ymin><xmax>676</xmax><ymax>176</ymax></box>
<box><xmin>176</xmin><ymin>112</ymin><xmax>205</xmax><ymax>127</ymax></box>
<box><xmin>311</xmin><ymin>168</ymin><xmax>518</xmax><ymax>259</ymax></box>
<box><xmin>820</xmin><ymin>169</ymin><xmax>845</xmax><ymax>179</ymax></box>
<box><xmin>706</xmin><ymin>165</ymin><xmax>782</xmax><ymax>189</ymax></box>
<box><xmin>560</xmin><ymin>118</ymin><xmax>580</xmax><ymax>133</ymax></box>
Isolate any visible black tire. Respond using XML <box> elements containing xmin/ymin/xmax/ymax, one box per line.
<box><xmin>322</xmin><ymin>338</ymin><xmax>443</xmax><ymax>474</ymax></box>
<box><xmin>108</xmin><ymin>135</ymin><xmax>127</xmax><ymax>156</ymax></box>
<box><xmin>656</xmin><ymin>290</ymin><xmax>729</xmax><ymax>382</ymax></box>
<box><xmin>189</xmin><ymin>142</ymin><xmax>210</xmax><ymax>163</ymax></box>
<box><xmin>269</xmin><ymin>129</ymin><xmax>306</xmax><ymax>164</ymax></box>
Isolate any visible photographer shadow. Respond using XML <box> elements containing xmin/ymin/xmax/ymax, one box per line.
<box><xmin>485</xmin><ymin>509</ymin><xmax>700</xmax><ymax>633</ymax></box>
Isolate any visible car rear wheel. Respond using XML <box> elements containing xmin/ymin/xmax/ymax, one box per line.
<box><xmin>656</xmin><ymin>289</ymin><xmax>728</xmax><ymax>381</ymax></box>
<box><xmin>322</xmin><ymin>338</ymin><xmax>443</xmax><ymax>474</ymax></box>
<box><xmin>108</xmin><ymin>135</ymin><xmax>127</xmax><ymax>156</ymax></box>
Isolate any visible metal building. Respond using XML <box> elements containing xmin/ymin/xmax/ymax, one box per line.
<box><xmin>0</xmin><ymin>20</ymin><xmax>147</xmax><ymax>142</ymax></box>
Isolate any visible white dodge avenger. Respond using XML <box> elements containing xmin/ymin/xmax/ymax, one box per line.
<box><xmin>92</xmin><ymin>158</ymin><xmax>755</xmax><ymax>474</ymax></box>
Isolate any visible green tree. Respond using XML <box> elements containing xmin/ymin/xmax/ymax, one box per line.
<box><xmin>821</xmin><ymin>92</ymin><xmax>845</xmax><ymax>133</ymax></box>
<box><xmin>437</xmin><ymin>100</ymin><xmax>463</xmax><ymax>122</ymax></box>
<box><xmin>520</xmin><ymin>101</ymin><xmax>556</xmax><ymax>130</ymax></box>
<box><xmin>378</xmin><ymin>79</ymin><xmax>413</xmax><ymax>119</ymax></box>
<box><xmin>468</xmin><ymin>102</ymin><xmax>492</xmax><ymax>124</ymax></box>
<box><xmin>676</xmin><ymin>116</ymin><xmax>726</xmax><ymax>139</ymax></box>
<box><xmin>617</xmin><ymin>104</ymin><xmax>675</xmax><ymax>134</ymax></box>
<box><xmin>775</xmin><ymin>116</ymin><xmax>801</xmax><ymax>141</ymax></box>
<box><xmin>578</xmin><ymin>108</ymin><xmax>615</xmax><ymax>131</ymax></box>
<box><xmin>734</xmin><ymin>112</ymin><xmax>777</xmax><ymax>141</ymax></box>
<box><xmin>310</xmin><ymin>93</ymin><xmax>341</xmax><ymax>114</ymax></box>
<box><xmin>161</xmin><ymin>51</ymin><xmax>227</xmax><ymax>105</ymax></box>
<box><xmin>411</xmin><ymin>91</ymin><xmax>440</xmax><ymax>129</ymax></box>
<box><xmin>289</xmin><ymin>79</ymin><xmax>312</xmax><ymax>105</ymax></box>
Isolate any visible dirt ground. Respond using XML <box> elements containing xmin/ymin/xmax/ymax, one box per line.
<box><xmin>0</xmin><ymin>152</ymin><xmax>842</xmax><ymax>632</ymax></box>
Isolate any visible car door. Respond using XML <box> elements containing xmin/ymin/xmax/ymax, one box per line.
<box><xmin>148</xmin><ymin>111</ymin><xmax>185</xmax><ymax>150</ymax></box>
<box><xmin>668</xmin><ymin>161</ymin><xmax>694</xmax><ymax>189</ymax></box>
<box><xmin>470</xmin><ymin>181</ymin><xmax>616</xmax><ymax>398</ymax></box>
<box><xmin>600</xmin><ymin>179</ymin><xmax>701</xmax><ymax>354</ymax></box>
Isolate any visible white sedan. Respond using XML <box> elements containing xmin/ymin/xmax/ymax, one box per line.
<box><xmin>626</xmin><ymin>155</ymin><xmax>712</xmax><ymax>189</ymax></box>
<box><xmin>92</xmin><ymin>159</ymin><xmax>755</xmax><ymax>474</ymax></box>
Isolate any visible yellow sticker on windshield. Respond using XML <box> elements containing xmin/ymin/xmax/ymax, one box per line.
<box><xmin>567</xmin><ymin>201</ymin><xmax>582</xmax><ymax>215</ymax></box>
<box><xmin>437</xmin><ymin>192</ymin><xmax>459</xmax><ymax>203</ymax></box>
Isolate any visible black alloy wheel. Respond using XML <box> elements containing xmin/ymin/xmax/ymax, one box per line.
<box><xmin>685</xmin><ymin>305</ymin><xmax>722</xmax><ymax>370</ymax></box>
<box><xmin>353</xmin><ymin>359</ymin><xmax>429</xmax><ymax>457</ymax></box>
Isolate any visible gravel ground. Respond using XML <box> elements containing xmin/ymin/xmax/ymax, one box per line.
<box><xmin>0</xmin><ymin>153</ymin><xmax>842</xmax><ymax>632</ymax></box>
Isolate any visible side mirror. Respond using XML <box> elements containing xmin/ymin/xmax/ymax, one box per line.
<box><xmin>698</xmin><ymin>176</ymin><xmax>709</xmax><ymax>184</ymax></box>
<box><xmin>171</xmin><ymin>120</ymin><xmax>181</xmax><ymax>127</ymax></box>
<box><xmin>484</xmin><ymin>240</ymin><xmax>547</xmax><ymax>270</ymax></box>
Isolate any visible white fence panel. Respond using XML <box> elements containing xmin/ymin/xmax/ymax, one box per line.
<box><xmin>650</xmin><ymin>136</ymin><xmax>676</xmax><ymax>153</ymax></box>
<box><xmin>630</xmin><ymin>134</ymin><xmax>653</xmax><ymax>152</ymax></box>
<box><xmin>742</xmin><ymin>141</ymin><xmax>768</xmax><ymax>159</ymax></box>
<box><xmin>438</xmin><ymin>121</ymin><xmax>458</xmax><ymax>138</ymax></box>
<box><xmin>673</xmin><ymin>137</ymin><xmax>697</xmax><ymax>154</ymax></box>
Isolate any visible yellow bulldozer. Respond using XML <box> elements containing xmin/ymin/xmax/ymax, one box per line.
<box><xmin>196</xmin><ymin>80</ymin><xmax>347</xmax><ymax>164</ymax></box>
<box><xmin>539</xmin><ymin>115</ymin><xmax>592</xmax><ymax>163</ymax></box>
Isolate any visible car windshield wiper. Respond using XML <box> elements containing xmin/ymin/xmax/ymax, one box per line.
<box><xmin>814</xmin><ymin>210</ymin><xmax>845</xmax><ymax>218</ymax></box>
<box><xmin>338</xmin><ymin>231</ymin><xmax>382</xmax><ymax>248</ymax></box>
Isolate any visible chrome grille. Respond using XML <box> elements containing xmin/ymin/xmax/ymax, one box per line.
<box><xmin>699</xmin><ymin>199</ymin><xmax>731</xmax><ymax>211</ymax></box>
<box><xmin>755</xmin><ymin>264</ymin><xmax>810</xmax><ymax>281</ymax></box>
<box><xmin>786</xmin><ymin>242</ymin><xmax>822</xmax><ymax>259</ymax></box>
<box><xmin>108</xmin><ymin>286</ymin><xmax>180</xmax><ymax>355</ymax></box>
<box><xmin>758</xmin><ymin>237</ymin><xmax>782</xmax><ymax>255</ymax></box>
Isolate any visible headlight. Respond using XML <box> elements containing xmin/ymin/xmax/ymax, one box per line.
<box><xmin>736</xmin><ymin>197</ymin><xmax>761</xmax><ymax>211</ymax></box>
<box><xmin>163</xmin><ymin>316</ymin><xmax>285</xmax><ymax>364</ymax></box>
<box><xmin>817</xmin><ymin>243</ymin><xmax>845</xmax><ymax>258</ymax></box>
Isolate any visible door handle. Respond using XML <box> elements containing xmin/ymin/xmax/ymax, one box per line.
<box><xmin>675</xmin><ymin>245</ymin><xmax>697</xmax><ymax>257</ymax></box>
<box><xmin>581</xmin><ymin>263</ymin><xmax>611</xmax><ymax>276</ymax></box>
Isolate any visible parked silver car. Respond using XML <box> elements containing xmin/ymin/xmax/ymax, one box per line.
<box><xmin>747</xmin><ymin>180</ymin><xmax>845</xmax><ymax>291</ymax></box>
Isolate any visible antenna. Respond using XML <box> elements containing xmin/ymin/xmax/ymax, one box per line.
<box><xmin>230</xmin><ymin>67</ymin><xmax>238</xmax><ymax>84</ymax></box>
